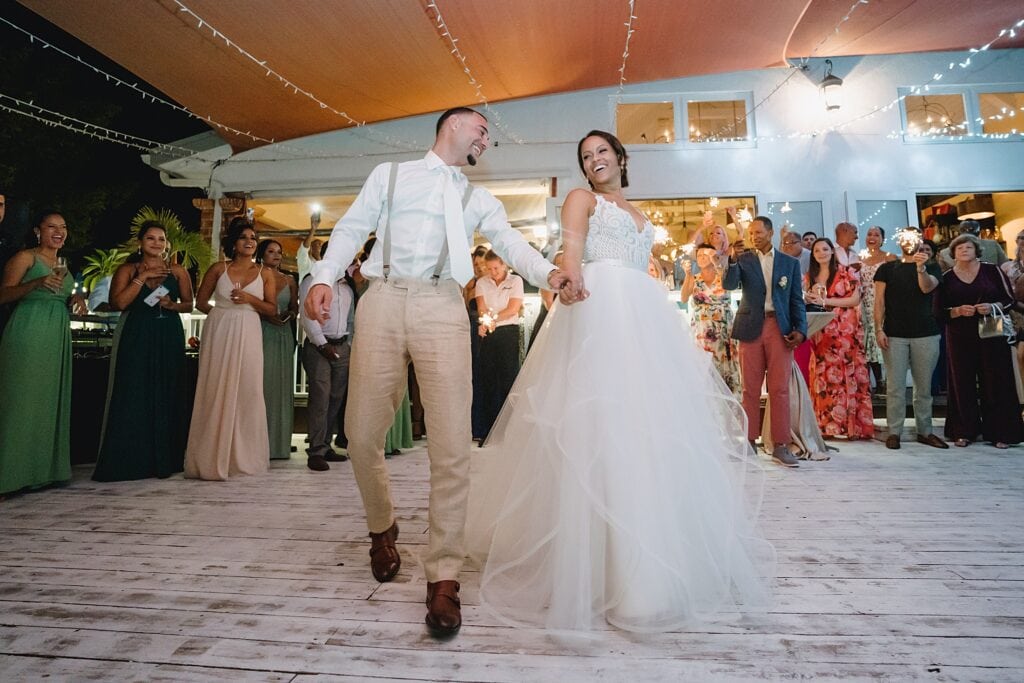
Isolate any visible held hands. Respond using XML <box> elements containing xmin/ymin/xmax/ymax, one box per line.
<box><xmin>783</xmin><ymin>330</ymin><xmax>805</xmax><ymax>349</ymax></box>
<box><xmin>548</xmin><ymin>268</ymin><xmax>588</xmax><ymax>305</ymax></box>
<box><xmin>953</xmin><ymin>304</ymin><xmax>977</xmax><ymax>318</ymax></box>
<box><xmin>975</xmin><ymin>303</ymin><xmax>992</xmax><ymax>315</ymax></box>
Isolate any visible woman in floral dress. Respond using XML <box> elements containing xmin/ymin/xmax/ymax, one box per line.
<box><xmin>804</xmin><ymin>238</ymin><xmax>874</xmax><ymax>439</ymax></box>
<box><xmin>859</xmin><ymin>226</ymin><xmax>896</xmax><ymax>394</ymax></box>
<box><xmin>681</xmin><ymin>242</ymin><xmax>740</xmax><ymax>394</ymax></box>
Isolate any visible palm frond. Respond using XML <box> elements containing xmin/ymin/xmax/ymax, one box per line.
<box><xmin>122</xmin><ymin>206</ymin><xmax>214</xmax><ymax>274</ymax></box>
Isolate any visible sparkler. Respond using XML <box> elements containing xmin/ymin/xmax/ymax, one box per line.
<box><xmin>895</xmin><ymin>228</ymin><xmax>923</xmax><ymax>253</ymax></box>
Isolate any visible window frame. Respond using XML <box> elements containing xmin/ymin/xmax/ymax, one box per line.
<box><xmin>897</xmin><ymin>83</ymin><xmax>1024</xmax><ymax>144</ymax></box>
<box><xmin>612</xmin><ymin>91</ymin><xmax>757</xmax><ymax>152</ymax></box>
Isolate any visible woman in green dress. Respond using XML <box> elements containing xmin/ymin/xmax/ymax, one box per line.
<box><xmin>256</xmin><ymin>239</ymin><xmax>298</xmax><ymax>460</ymax></box>
<box><xmin>0</xmin><ymin>211</ymin><xmax>81</xmax><ymax>495</ymax></box>
<box><xmin>92</xmin><ymin>220</ymin><xmax>194</xmax><ymax>481</ymax></box>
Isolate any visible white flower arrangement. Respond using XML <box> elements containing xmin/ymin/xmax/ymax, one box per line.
<box><xmin>778</xmin><ymin>275</ymin><xmax>788</xmax><ymax>289</ymax></box>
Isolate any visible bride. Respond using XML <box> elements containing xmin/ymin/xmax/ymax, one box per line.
<box><xmin>466</xmin><ymin>130</ymin><xmax>774</xmax><ymax>632</ymax></box>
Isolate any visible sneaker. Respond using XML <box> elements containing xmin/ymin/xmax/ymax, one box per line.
<box><xmin>307</xmin><ymin>455</ymin><xmax>330</xmax><ymax>471</ymax></box>
<box><xmin>771</xmin><ymin>446</ymin><xmax>800</xmax><ymax>468</ymax></box>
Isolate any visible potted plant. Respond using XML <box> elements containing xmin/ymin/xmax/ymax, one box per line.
<box><xmin>81</xmin><ymin>247</ymin><xmax>132</xmax><ymax>293</ymax></box>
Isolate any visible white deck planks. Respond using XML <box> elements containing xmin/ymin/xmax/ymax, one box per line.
<box><xmin>2</xmin><ymin>431</ymin><xmax>1024</xmax><ymax>682</ymax></box>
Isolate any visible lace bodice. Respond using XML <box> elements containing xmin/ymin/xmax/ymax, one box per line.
<box><xmin>584</xmin><ymin>194</ymin><xmax>654</xmax><ymax>269</ymax></box>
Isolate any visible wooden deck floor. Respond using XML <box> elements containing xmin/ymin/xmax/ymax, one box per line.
<box><xmin>2</xmin><ymin>431</ymin><xmax>1024</xmax><ymax>682</ymax></box>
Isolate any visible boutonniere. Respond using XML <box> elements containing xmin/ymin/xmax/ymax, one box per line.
<box><xmin>778</xmin><ymin>275</ymin><xmax>789</xmax><ymax>289</ymax></box>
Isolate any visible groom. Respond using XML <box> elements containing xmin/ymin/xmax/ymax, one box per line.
<box><xmin>723</xmin><ymin>216</ymin><xmax>807</xmax><ymax>467</ymax></box>
<box><xmin>305</xmin><ymin>107</ymin><xmax>578</xmax><ymax>636</ymax></box>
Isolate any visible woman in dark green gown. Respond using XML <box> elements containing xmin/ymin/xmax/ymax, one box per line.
<box><xmin>93</xmin><ymin>220</ymin><xmax>194</xmax><ymax>481</ymax></box>
<box><xmin>0</xmin><ymin>212</ymin><xmax>81</xmax><ymax>495</ymax></box>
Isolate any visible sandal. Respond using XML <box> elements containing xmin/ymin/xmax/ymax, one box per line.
<box><xmin>954</xmin><ymin>438</ymin><xmax>969</xmax><ymax>448</ymax></box>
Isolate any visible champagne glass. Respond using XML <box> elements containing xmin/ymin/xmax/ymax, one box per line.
<box><xmin>51</xmin><ymin>256</ymin><xmax>68</xmax><ymax>293</ymax></box>
<box><xmin>156</xmin><ymin>244</ymin><xmax>173</xmax><ymax>318</ymax></box>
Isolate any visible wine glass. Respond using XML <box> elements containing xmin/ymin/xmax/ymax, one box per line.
<box><xmin>156</xmin><ymin>244</ymin><xmax>173</xmax><ymax>318</ymax></box>
<box><xmin>51</xmin><ymin>256</ymin><xmax>68</xmax><ymax>293</ymax></box>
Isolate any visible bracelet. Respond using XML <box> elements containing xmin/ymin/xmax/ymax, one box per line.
<box><xmin>916</xmin><ymin>268</ymin><xmax>926</xmax><ymax>274</ymax></box>
<box><xmin>132</xmin><ymin>278</ymin><xmax>145</xmax><ymax>286</ymax></box>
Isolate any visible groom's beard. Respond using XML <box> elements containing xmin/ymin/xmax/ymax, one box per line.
<box><xmin>467</xmin><ymin>153</ymin><xmax>477</xmax><ymax>166</ymax></box>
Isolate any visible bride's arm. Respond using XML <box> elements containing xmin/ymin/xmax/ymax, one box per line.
<box><xmin>558</xmin><ymin>189</ymin><xmax>595</xmax><ymax>303</ymax></box>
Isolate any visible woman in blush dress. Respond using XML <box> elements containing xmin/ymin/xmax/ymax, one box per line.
<box><xmin>185</xmin><ymin>218</ymin><xmax>278</xmax><ymax>480</ymax></box>
<box><xmin>804</xmin><ymin>238</ymin><xmax>874</xmax><ymax>440</ymax></box>
<box><xmin>467</xmin><ymin>131</ymin><xmax>771</xmax><ymax>633</ymax></box>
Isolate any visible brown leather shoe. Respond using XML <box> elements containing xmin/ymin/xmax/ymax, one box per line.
<box><xmin>368</xmin><ymin>522</ymin><xmax>400</xmax><ymax>582</ymax></box>
<box><xmin>425</xmin><ymin>580</ymin><xmax>461</xmax><ymax>636</ymax></box>
<box><xmin>885</xmin><ymin>435</ymin><xmax>901</xmax><ymax>450</ymax></box>
<box><xmin>916</xmin><ymin>433</ymin><xmax>949</xmax><ymax>449</ymax></box>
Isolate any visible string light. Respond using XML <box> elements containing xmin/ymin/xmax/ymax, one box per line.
<box><xmin>707</xmin><ymin>0</ymin><xmax>871</xmax><ymax>141</ymax></box>
<box><xmin>615</xmin><ymin>0</ymin><xmax>638</xmax><ymax>100</ymax></box>
<box><xmin>0</xmin><ymin>93</ymin><xmax>196</xmax><ymax>156</ymax></box>
<box><xmin>424</xmin><ymin>0</ymin><xmax>524</xmax><ymax>144</ymax></box>
<box><xmin>171</xmin><ymin>1</ymin><xmax>421</xmax><ymax>151</ymax></box>
<box><xmin>858</xmin><ymin>201</ymin><xmax>888</xmax><ymax>228</ymax></box>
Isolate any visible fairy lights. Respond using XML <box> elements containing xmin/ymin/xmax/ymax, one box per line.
<box><xmin>0</xmin><ymin>92</ymin><xmax>196</xmax><ymax>156</ymax></box>
<box><xmin>171</xmin><ymin>1</ymin><xmax>421</xmax><ymax>151</ymax></box>
<box><xmin>424</xmin><ymin>0</ymin><xmax>524</xmax><ymax>144</ymax></box>
<box><xmin>615</xmin><ymin>0</ymin><xmax>638</xmax><ymax>99</ymax></box>
<box><xmin>858</xmin><ymin>202</ymin><xmax>888</xmax><ymax>228</ymax></box>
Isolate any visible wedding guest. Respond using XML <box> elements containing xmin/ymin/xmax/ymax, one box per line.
<box><xmin>468</xmin><ymin>245</ymin><xmax>489</xmax><ymax>434</ymax></box>
<box><xmin>185</xmin><ymin>219</ymin><xmax>277</xmax><ymax>480</ymax></box>
<box><xmin>528</xmin><ymin>250</ymin><xmax>564</xmax><ymax>350</ymax></box>
<box><xmin>804</xmin><ymin>237</ymin><xmax>874</xmax><ymax>440</ymax></box>
<box><xmin>93</xmin><ymin>220</ymin><xmax>194</xmax><ymax>481</ymax></box>
<box><xmin>681</xmin><ymin>242</ymin><xmax>740</xmax><ymax>394</ymax></box>
<box><xmin>859</xmin><ymin>226</ymin><xmax>897</xmax><ymax>395</ymax></box>
<box><xmin>780</xmin><ymin>225</ymin><xmax>811</xmax><ymax>275</ymax></box>
<box><xmin>801</xmin><ymin>231</ymin><xmax>818</xmax><ymax>250</ymax></box>
<box><xmin>297</xmin><ymin>212</ymin><xmax>324</xmax><ymax>282</ymax></box>
<box><xmin>873</xmin><ymin>233</ymin><xmax>947</xmax><ymax>450</ymax></box>
<box><xmin>833</xmin><ymin>222</ymin><xmax>861</xmax><ymax>270</ymax></box>
<box><xmin>300</xmin><ymin>241</ymin><xmax>354</xmax><ymax>471</ymax></box>
<box><xmin>304</xmin><ymin>107</ymin><xmax>573</xmax><ymax>635</ymax></box>
<box><xmin>723</xmin><ymin>216</ymin><xmax>807</xmax><ymax>467</ymax></box>
<box><xmin>935</xmin><ymin>234</ymin><xmax>1023</xmax><ymax>448</ymax></box>
<box><xmin>0</xmin><ymin>211</ymin><xmax>82</xmax><ymax>495</ymax></box>
<box><xmin>474</xmin><ymin>250</ymin><xmax>524</xmax><ymax>439</ymax></box>
<box><xmin>1000</xmin><ymin>233</ymin><xmax>1024</xmax><ymax>393</ymax></box>
<box><xmin>937</xmin><ymin>220</ymin><xmax>1008</xmax><ymax>271</ymax></box>
<box><xmin>257</xmin><ymin>239</ymin><xmax>298</xmax><ymax>461</ymax></box>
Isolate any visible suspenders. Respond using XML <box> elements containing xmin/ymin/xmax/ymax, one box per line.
<box><xmin>380</xmin><ymin>162</ymin><xmax>475</xmax><ymax>284</ymax></box>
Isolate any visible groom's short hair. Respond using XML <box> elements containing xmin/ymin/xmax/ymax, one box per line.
<box><xmin>754</xmin><ymin>216</ymin><xmax>773</xmax><ymax>231</ymax></box>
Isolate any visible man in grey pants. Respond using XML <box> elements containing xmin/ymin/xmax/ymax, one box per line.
<box><xmin>299</xmin><ymin>260</ymin><xmax>355</xmax><ymax>470</ymax></box>
<box><xmin>873</xmin><ymin>233</ymin><xmax>949</xmax><ymax>450</ymax></box>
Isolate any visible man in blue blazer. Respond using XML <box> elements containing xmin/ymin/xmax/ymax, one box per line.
<box><xmin>723</xmin><ymin>216</ymin><xmax>807</xmax><ymax>467</ymax></box>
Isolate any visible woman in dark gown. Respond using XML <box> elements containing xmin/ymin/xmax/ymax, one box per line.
<box><xmin>93</xmin><ymin>220</ymin><xmax>194</xmax><ymax>481</ymax></box>
<box><xmin>935</xmin><ymin>234</ymin><xmax>1022</xmax><ymax>449</ymax></box>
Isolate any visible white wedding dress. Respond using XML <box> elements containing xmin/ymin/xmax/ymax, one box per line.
<box><xmin>466</xmin><ymin>194</ymin><xmax>774</xmax><ymax>632</ymax></box>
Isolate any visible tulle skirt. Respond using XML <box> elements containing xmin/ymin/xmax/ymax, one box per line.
<box><xmin>466</xmin><ymin>260</ymin><xmax>774</xmax><ymax>632</ymax></box>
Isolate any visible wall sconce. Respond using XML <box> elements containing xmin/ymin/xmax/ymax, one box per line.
<box><xmin>820</xmin><ymin>59</ymin><xmax>843</xmax><ymax>111</ymax></box>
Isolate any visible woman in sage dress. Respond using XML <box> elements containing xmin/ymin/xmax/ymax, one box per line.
<box><xmin>185</xmin><ymin>219</ymin><xmax>277</xmax><ymax>480</ymax></box>
<box><xmin>93</xmin><ymin>220</ymin><xmax>194</xmax><ymax>481</ymax></box>
<box><xmin>0</xmin><ymin>211</ymin><xmax>81</xmax><ymax>495</ymax></box>
<box><xmin>256</xmin><ymin>239</ymin><xmax>298</xmax><ymax>460</ymax></box>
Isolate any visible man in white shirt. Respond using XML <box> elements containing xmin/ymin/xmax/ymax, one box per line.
<box><xmin>834</xmin><ymin>222</ymin><xmax>861</xmax><ymax>270</ymax></box>
<box><xmin>296</xmin><ymin>213</ymin><xmax>324</xmax><ymax>282</ymax></box>
<box><xmin>304</xmin><ymin>107</ymin><xmax>578</xmax><ymax>636</ymax></box>
<box><xmin>299</xmin><ymin>249</ymin><xmax>354</xmax><ymax>472</ymax></box>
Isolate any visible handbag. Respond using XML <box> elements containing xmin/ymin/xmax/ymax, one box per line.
<box><xmin>977</xmin><ymin>302</ymin><xmax>1014</xmax><ymax>342</ymax></box>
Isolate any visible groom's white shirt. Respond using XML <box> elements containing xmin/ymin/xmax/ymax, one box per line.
<box><xmin>312</xmin><ymin>151</ymin><xmax>554</xmax><ymax>289</ymax></box>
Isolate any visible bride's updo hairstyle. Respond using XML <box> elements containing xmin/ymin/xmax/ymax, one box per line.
<box><xmin>576</xmin><ymin>130</ymin><xmax>629</xmax><ymax>190</ymax></box>
<box><xmin>222</xmin><ymin>216</ymin><xmax>256</xmax><ymax>259</ymax></box>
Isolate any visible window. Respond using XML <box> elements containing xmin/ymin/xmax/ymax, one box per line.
<box><xmin>978</xmin><ymin>91</ymin><xmax>1024</xmax><ymax>135</ymax></box>
<box><xmin>904</xmin><ymin>94</ymin><xmax>967</xmax><ymax>138</ymax></box>
<box><xmin>616</xmin><ymin>102</ymin><xmax>675</xmax><ymax>145</ymax></box>
<box><xmin>687</xmin><ymin>99</ymin><xmax>748</xmax><ymax>142</ymax></box>
<box><xmin>766</xmin><ymin>201</ymin><xmax>824</xmax><ymax>236</ymax></box>
<box><xmin>614</xmin><ymin>92</ymin><xmax>755</xmax><ymax>149</ymax></box>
